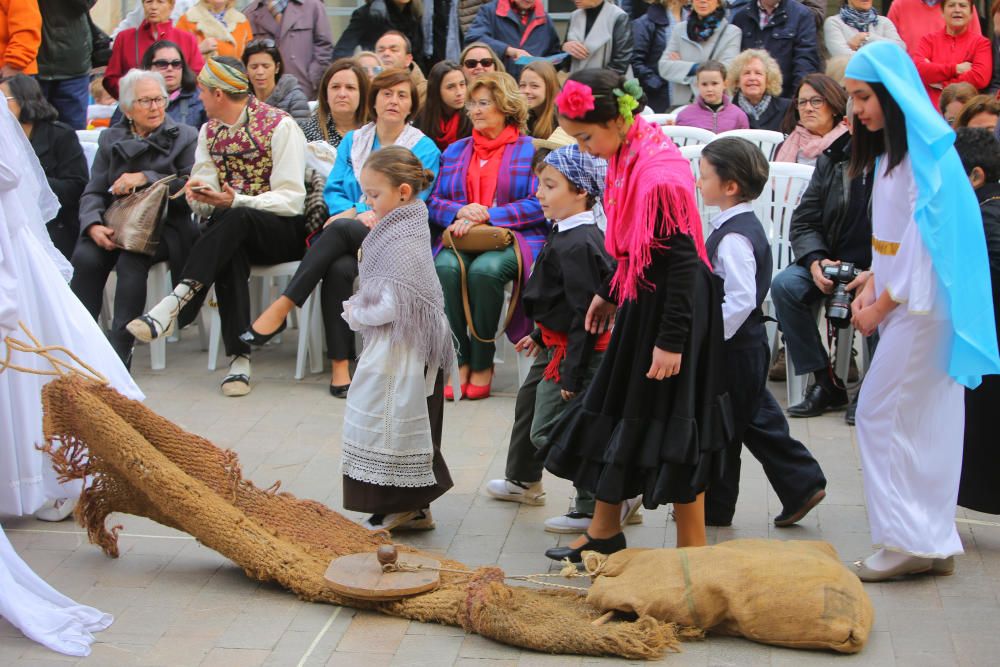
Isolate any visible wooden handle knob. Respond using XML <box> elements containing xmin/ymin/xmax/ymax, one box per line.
<box><xmin>376</xmin><ymin>545</ymin><xmax>398</xmax><ymax>566</ymax></box>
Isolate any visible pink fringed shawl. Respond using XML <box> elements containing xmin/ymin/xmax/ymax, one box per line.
<box><xmin>603</xmin><ymin>115</ymin><xmax>711</xmax><ymax>303</ymax></box>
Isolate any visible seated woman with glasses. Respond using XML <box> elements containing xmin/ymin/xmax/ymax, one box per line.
<box><xmin>242</xmin><ymin>69</ymin><xmax>440</xmax><ymax>396</ymax></box>
<box><xmin>111</xmin><ymin>40</ymin><xmax>208</xmax><ymax>129</ymax></box>
<box><xmin>70</xmin><ymin>69</ymin><xmax>198</xmax><ymax>368</ymax></box>
<box><xmin>775</xmin><ymin>73</ymin><xmax>848</xmax><ymax>166</ymax></box>
<box><xmin>460</xmin><ymin>43</ymin><xmax>507</xmax><ymax>82</ymax></box>
<box><xmin>176</xmin><ymin>0</ymin><xmax>254</xmax><ymax>60</ymax></box>
<box><xmin>429</xmin><ymin>72</ymin><xmax>546</xmax><ymax>401</ymax></box>
<box><xmin>241</xmin><ymin>39</ymin><xmax>311</xmax><ymax>124</ymax></box>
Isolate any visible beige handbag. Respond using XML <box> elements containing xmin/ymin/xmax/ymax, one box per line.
<box><xmin>441</xmin><ymin>225</ymin><xmax>523</xmax><ymax>343</ymax></box>
<box><xmin>103</xmin><ymin>174</ymin><xmax>178</xmax><ymax>256</ymax></box>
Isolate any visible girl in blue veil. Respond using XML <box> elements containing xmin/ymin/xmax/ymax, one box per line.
<box><xmin>844</xmin><ymin>41</ymin><xmax>1000</xmax><ymax>582</ymax></box>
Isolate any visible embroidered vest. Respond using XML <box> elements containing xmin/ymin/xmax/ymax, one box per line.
<box><xmin>205</xmin><ymin>97</ymin><xmax>286</xmax><ymax>197</ymax></box>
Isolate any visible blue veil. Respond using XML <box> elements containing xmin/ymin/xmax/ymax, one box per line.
<box><xmin>845</xmin><ymin>41</ymin><xmax>1000</xmax><ymax>389</ymax></box>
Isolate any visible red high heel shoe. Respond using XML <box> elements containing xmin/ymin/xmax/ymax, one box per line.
<box><xmin>465</xmin><ymin>369</ymin><xmax>494</xmax><ymax>401</ymax></box>
<box><xmin>444</xmin><ymin>383</ymin><xmax>469</xmax><ymax>401</ymax></box>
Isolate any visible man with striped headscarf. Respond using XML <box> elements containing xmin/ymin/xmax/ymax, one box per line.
<box><xmin>128</xmin><ymin>56</ymin><xmax>309</xmax><ymax>398</ymax></box>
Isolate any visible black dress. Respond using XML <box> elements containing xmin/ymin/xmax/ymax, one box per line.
<box><xmin>542</xmin><ymin>233</ymin><xmax>731</xmax><ymax>508</ymax></box>
<box><xmin>958</xmin><ymin>186</ymin><xmax>1000</xmax><ymax>514</ymax></box>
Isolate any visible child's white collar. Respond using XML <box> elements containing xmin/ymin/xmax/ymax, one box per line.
<box><xmin>710</xmin><ymin>202</ymin><xmax>754</xmax><ymax>230</ymax></box>
<box><xmin>555</xmin><ymin>210</ymin><xmax>596</xmax><ymax>233</ymax></box>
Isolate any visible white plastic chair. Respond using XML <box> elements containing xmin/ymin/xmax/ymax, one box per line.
<box><xmin>661</xmin><ymin>125</ymin><xmax>716</xmax><ymax>148</ymax></box>
<box><xmin>712</xmin><ymin>129</ymin><xmax>786</xmax><ymax>161</ymax></box>
<box><xmin>79</xmin><ymin>141</ymin><xmax>99</xmax><ymax>171</ymax></box>
<box><xmin>100</xmin><ymin>261</ymin><xmax>171</xmax><ymax>370</ymax></box>
<box><xmin>644</xmin><ymin>113</ymin><xmax>673</xmax><ymax>126</ymax></box>
<box><xmin>206</xmin><ymin>262</ymin><xmax>324</xmax><ymax>380</ymax></box>
<box><xmin>308</xmin><ymin>100</ymin><xmax>319</xmax><ymax>113</ymax></box>
<box><xmin>679</xmin><ymin>144</ymin><xmax>719</xmax><ymax>238</ymax></box>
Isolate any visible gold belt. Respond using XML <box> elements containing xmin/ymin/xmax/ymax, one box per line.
<box><xmin>871</xmin><ymin>236</ymin><xmax>900</xmax><ymax>256</ymax></box>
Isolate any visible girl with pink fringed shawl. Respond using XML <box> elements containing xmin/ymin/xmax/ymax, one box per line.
<box><xmin>537</xmin><ymin>70</ymin><xmax>732</xmax><ymax>565</ymax></box>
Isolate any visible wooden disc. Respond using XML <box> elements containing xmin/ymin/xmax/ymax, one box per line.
<box><xmin>324</xmin><ymin>552</ymin><xmax>441</xmax><ymax>601</ymax></box>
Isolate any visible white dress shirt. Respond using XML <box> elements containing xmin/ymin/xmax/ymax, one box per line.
<box><xmin>554</xmin><ymin>210</ymin><xmax>597</xmax><ymax>232</ymax></box>
<box><xmin>188</xmin><ymin>109</ymin><xmax>307</xmax><ymax>219</ymax></box>
<box><xmin>709</xmin><ymin>202</ymin><xmax>759</xmax><ymax>341</ymax></box>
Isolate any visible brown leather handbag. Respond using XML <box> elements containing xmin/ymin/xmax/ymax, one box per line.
<box><xmin>441</xmin><ymin>225</ymin><xmax>523</xmax><ymax>343</ymax></box>
<box><xmin>103</xmin><ymin>175</ymin><xmax>179</xmax><ymax>256</ymax></box>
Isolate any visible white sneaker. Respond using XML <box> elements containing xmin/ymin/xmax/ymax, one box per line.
<box><xmin>544</xmin><ymin>511</ymin><xmax>593</xmax><ymax>534</ymax></box>
<box><xmin>485</xmin><ymin>479</ymin><xmax>546</xmax><ymax>506</ymax></box>
<box><xmin>620</xmin><ymin>496</ymin><xmax>644</xmax><ymax>526</ymax></box>
<box><xmin>35</xmin><ymin>497</ymin><xmax>77</xmax><ymax>522</ymax></box>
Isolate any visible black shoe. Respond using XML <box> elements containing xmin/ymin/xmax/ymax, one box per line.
<box><xmin>544</xmin><ymin>531</ymin><xmax>626</xmax><ymax>563</ymax></box>
<box><xmin>238</xmin><ymin>319</ymin><xmax>287</xmax><ymax>347</ymax></box>
<box><xmin>786</xmin><ymin>383</ymin><xmax>848</xmax><ymax>418</ymax></box>
<box><xmin>330</xmin><ymin>383</ymin><xmax>350</xmax><ymax>398</ymax></box>
<box><xmin>705</xmin><ymin>516</ymin><xmax>733</xmax><ymax>527</ymax></box>
<box><xmin>774</xmin><ymin>487</ymin><xmax>826</xmax><ymax>527</ymax></box>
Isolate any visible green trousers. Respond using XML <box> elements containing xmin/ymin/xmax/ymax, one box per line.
<box><xmin>434</xmin><ymin>245</ymin><xmax>519</xmax><ymax>371</ymax></box>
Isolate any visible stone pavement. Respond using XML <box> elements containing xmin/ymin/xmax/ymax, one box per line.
<box><xmin>3</xmin><ymin>331</ymin><xmax>1000</xmax><ymax>666</ymax></box>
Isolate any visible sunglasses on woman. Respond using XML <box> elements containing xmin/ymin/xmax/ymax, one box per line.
<box><xmin>463</xmin><ymin>58</ymin><xmax>494</xmax><ymax>69</ymax></box>
<box><xmin>151</xmin><ymin>59</ymin><xmax>183</xmax><ymax>70</ymax></box>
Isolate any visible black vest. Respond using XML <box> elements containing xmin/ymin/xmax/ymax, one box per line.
<box><xmin>705</xmin><ymin>211</ymin><xmax>773</xmax><ymax>349</ymax></box>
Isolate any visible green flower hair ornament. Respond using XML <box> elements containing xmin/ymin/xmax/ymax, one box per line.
<box><xmin>613</xmin><ymin>79</ymin><xmax>644</xmax><ymax>127</ymax></box>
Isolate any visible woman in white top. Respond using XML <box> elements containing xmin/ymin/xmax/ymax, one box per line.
<box><xmin>824</xmin><ymin>0</ymin><xmax>905</xmax><ymax>59</ymax></box>
<box><xmin>658</xmin><ymin>0</ymin><xmax>742</xmax><ymax>107</ymax></box>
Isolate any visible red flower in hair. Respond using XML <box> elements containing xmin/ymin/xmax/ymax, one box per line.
<box><xmin>556</xmin><ymin>80</ymin><xmax>596</xmax><ymax>119</ymax></box>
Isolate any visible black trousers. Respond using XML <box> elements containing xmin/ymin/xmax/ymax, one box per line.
<box><xmin>70</xmin><ymin>235</ymin><xmax>170</xmax><ymax>364</ymax></box>
<box><xmin>705</xmin><ymin>341</ymin><xmax>828</xmax><ymax>524</ymax></box>
<box><xmin>181</xmin><ymin>208</ymin><xmax>306</xmax><ymax>358</ymax></box>
<box><xmin>283</xmin><ymin>218</ymin><xmax>368</xmax><ymax>361</ymax></box>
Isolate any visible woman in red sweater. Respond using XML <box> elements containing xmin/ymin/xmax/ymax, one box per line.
<box><xmin>911</xmin><ymin>0</ymin><xmax>992</xmax><ymax>109</ymax></box>
<box><xmin>103</xmin><ymin>0</ymin><xmax>204</xmax><ymax>100</ymax></box>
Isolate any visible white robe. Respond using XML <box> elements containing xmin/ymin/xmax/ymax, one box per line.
<box><xmin>856</xmin><ymin>155</ymin><xmax>965</xmax><ymax>558</ymax></box>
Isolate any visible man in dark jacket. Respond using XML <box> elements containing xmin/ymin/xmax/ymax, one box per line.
<box><xmin>465</xmin><ymin>0</ymin><xmax>561</xmax><ymax>77</ymax></box>
<box><xmin>36</xmin><ymin>0</ymin><xmax>93</xmax><ymax>130</ymax></box>
<box><xmin>771</xmin><ymin>129</ymin><xmax>873</xmax><ymax>422</ymax></box>
<box><xmin>631</xmin><ymin>1</ymin><xmax>680</xmax><ymax>113</ymax></box>
<box><xmin>732</xmin><ymin>0</ymin><xmax>820</xmax><ymax>98</ymax></box>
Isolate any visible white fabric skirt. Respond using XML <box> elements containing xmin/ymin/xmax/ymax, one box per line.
<box><xmin>856</xmin><ymin>307</ymin><xmax>965</xmax><ymax>558</ymax></box>
<box><xmin>0</xmin><ymin>526</ymin><xmax>112</xmax><ymax>655</ymax></box>
<box><xmin>0</xmin><ymin>221</ymin><xmax>143</xmax><ymax>517</ymax></box>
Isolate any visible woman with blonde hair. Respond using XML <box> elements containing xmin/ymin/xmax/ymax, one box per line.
<box><xmin>429</xmin><ymin>72</ymin><xmax>546</xmax><ymax>400</ymax></box>
<box><xmin>727</xmin><ymin>48</ymin><xmax>790</xmax><ymax>132</ymax></box>
<box><xmin>519</xmin><ymin>60</ymin><xmax>560</xmax><ymax>139</ymax></box>
<box><xmin>175</xmin><ymin>0</ymin><xmax>254</xmax><ymax>59</ymax></box>
<box><xmin>459</xmin><ymin>42</ymin><xmax>507</xmax><ymax>81</ymax></box>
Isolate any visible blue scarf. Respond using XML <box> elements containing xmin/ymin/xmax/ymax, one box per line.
<box><xmin>687</xmin><ymin>7</ymin><xmax>725</xmax><ymax>43</ymax></box>
<box><xmin>846</xmin><ymin>42</ymin><xmax>1000</xmax><ymax>389</ymax></box>
<box><xmin>839</xmin><ymin>6</ymin><xmax>879</xmax><ymax>33</ymax></box>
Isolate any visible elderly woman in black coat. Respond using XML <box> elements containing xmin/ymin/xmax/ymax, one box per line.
<box><xmin>1</xmin><ymin>74</ymin><xmax>89</xmax><ymax>261</ymax></box>
<box><xmin>70</xmin><ymin>69</ymin><xmax>199</xmax><ymax>367</ymax></box>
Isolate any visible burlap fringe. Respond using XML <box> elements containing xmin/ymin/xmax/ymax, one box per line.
<box><xmin>40</xmin><ymin>376</ymin><xmax>684</xmax><ymax>660</ymax></box>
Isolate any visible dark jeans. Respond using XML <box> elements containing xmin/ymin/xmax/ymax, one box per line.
<box><xmin>38</xmin><ymin>75</ymin><xmax>89</xmax><ymax>130</ymax></box>
<box><xmin>704</xmin><ymin>341</ymin><xmax>827</xmax><ymax>524</ymax></box>
<box><xmin>181</xmin><ymin>208</ymin><xmax>306</xmax><ymax>358</ymax></box>
<box><xmin>770</xmin><ymin>264</ymin><xmax>829</xmax><ymax>375</ymax></box>
<box><xmin>283</xmin><ymin>218</ymin><xmax>368</xmax><ymax>361</ymax></box>
<box><xmin>71</xmin><ymin>234</ymin><xmax>170</xmax><ymax>364</ymax></box>
<box><xmin>435</xmin><ymin>245</ymin><xmax>519</xmax><ymax>371</ymax></box>
<box><xmin>504</xmin><ymin>347</ymin><xmax>600</xmax><ymax>515</ymax></box>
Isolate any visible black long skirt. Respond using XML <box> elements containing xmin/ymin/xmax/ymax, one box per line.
<box><xmin>959</xmin><ymin>375</ymin><xmax>1000</xmax><ymax>514</ymax></box>
<box><xmin>342</xmin><ymin>370</ymin><xmax>454</xmax><ymax>514</ymax></box>
<box><xmin>542</xmin><ymin>259</ymin><xmax>731</xmax><ymax>509</ymax></box>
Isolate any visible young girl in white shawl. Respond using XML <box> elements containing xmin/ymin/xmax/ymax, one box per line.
<box><xmin>341</xmin><ymin>146</ymin><xmax>455</xmax><ymax>532</ymax></box>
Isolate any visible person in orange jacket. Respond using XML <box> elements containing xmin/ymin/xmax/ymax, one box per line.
<box><xmin>175</xmin><ymin>0</ymin><xmax>254</xmax><ymax>61</ymax></box>
<box><xmin>0</xmin><ymin>0</ymin><xmax>42</xmax><ymax>77</ymax></box>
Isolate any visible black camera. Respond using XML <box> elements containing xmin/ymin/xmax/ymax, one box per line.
<box><xmin>823</xmin><ymin>262</ymin><xmax>861</xmax><ymax>329</ymax></box>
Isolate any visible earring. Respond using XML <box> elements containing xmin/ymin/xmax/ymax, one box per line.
<box><xmin>399</xmin><ymin>197</ymin><xmax>405</xmax><ymax>202</ymax></box>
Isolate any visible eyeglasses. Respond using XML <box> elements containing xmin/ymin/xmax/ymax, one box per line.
<box><xmin>134</xmin><ymin>96</ymin><xmax>168</xmax><ymax>109</ymax></box>
<box><xmin>248</xmin><ymin>38</ymin><xmax>276</xmax><ymax>49</ymax></box>
<box><xmin>151</xmin><ymin>59</ymin><xmax>183</xmax><ymax>70</ymax></box>
<box><xmin>796</xmin><ymin>96</ymin><xmax>826</xmax><ymax>110</ymax></box>
<box><xmin>463</xmin><ymin>58</ymin><xmax>494</xmax><ymax>70</ymax></box>
<box><xmin>464</xmin><ymin>98</ymin><xmax>494</xmax><ymax>112</ymax></box>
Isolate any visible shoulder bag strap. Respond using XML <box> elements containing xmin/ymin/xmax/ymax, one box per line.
<box><xmin>445</xmin><ymin>228</ymin><xmax>524</xmax><ymax>344</ymax></box>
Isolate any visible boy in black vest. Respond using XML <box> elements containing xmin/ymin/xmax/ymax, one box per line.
<box><xmin>697</xmin><ymin>137</ymin><xmax>827</xmax><ymax>527</ymax></box>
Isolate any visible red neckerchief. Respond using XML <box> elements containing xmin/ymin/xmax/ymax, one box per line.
<box><xmin>466</xmin><ymin>125</ymin><xmax>519</xmax><ymax>207</ymax></box>
<box><xmin>437</xmin><ymin>112</ymin><xmax>461</xmax><ymax>150</ymax></box>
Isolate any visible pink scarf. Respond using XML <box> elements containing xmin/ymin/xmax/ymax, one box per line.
<box><xmin>604</xmin><ymin>115</ymin><xmax>711</xmax><ymax>303</ymax></box>
<box><xmin>775</xmin><ymin>123</ymin><xmax>848</xmax><ymax>164</ymax></box>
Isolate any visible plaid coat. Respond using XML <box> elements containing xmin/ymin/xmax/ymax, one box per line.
<box><xmin>428</xmin><ymin>135</ymin><xmax>548</xmax><ymax>260</ymax></box>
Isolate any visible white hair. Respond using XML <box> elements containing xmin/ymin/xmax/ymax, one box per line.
<box><xmin>119</xmin><ymin>69</ymin><xmax>168</xmax><ymax>110</ymax></box>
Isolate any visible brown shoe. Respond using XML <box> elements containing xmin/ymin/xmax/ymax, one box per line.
<box><xmin>769</xmin><ymin>348</ymin><xmax>787</xmax><ymax>382</ymax></box>
<box><xmin>774</xmin><ymin>488</ymin><xmax>826</xmax><ymax>527</ymax></box>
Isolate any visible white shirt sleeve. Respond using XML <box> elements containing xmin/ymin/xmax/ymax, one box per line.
<box><xmin>715</xmin><ymin>234</ymin><xmax>759</xmax><ymax>340</ymax></box>
<box><xmin>343</xmin><ymin>289</ymin><xmax>397</xmax><ymax>330</ymax></box>
<box><xmin>186</xmin><ymin>124</ymin><xmax>220</xmax><ymax>219</ymax></box>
